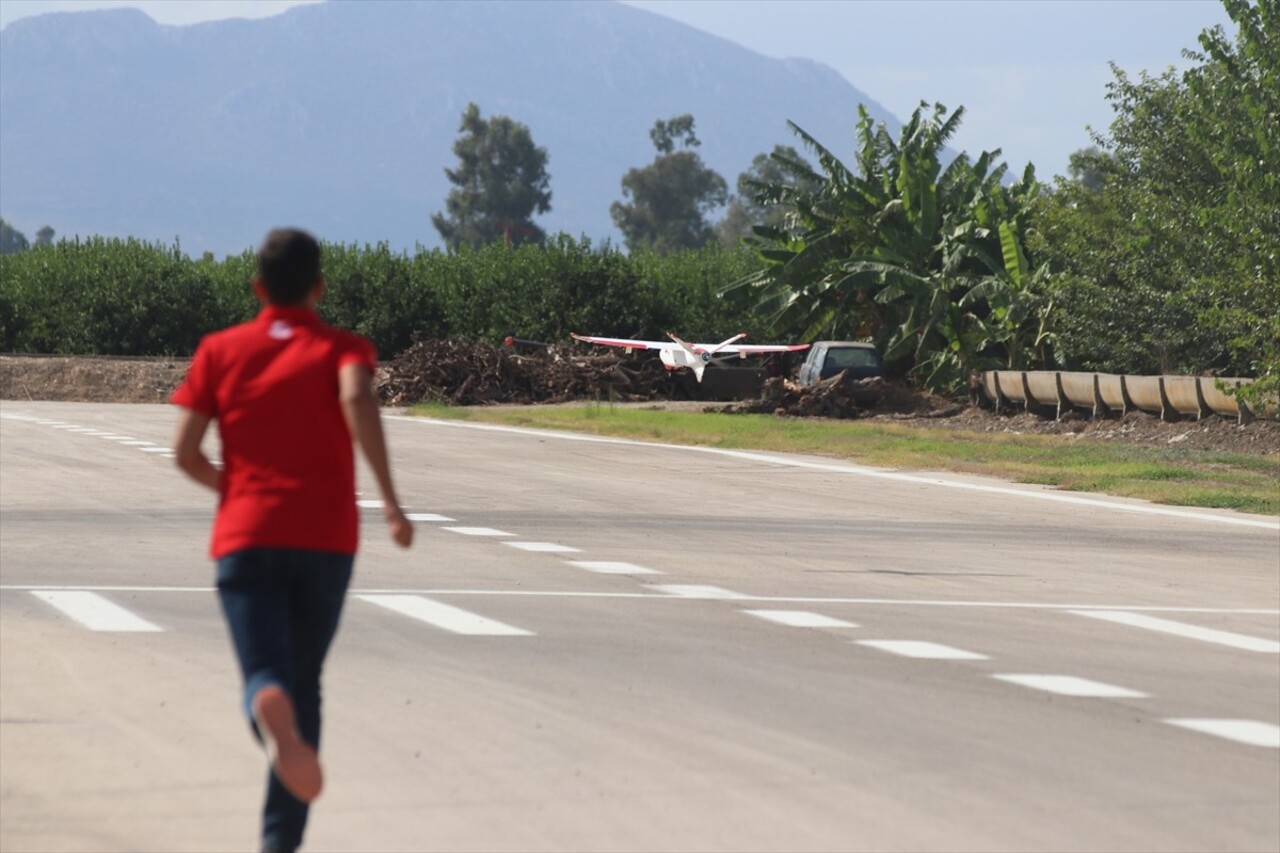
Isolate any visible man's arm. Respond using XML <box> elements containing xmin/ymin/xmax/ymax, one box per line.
<box><xmin>339</xmin><ymin>362</ymin><xmax>413</xmax><ymax>548</ymax></box>
<box><xmin>172</xmin><ymin>408</ymin><xmax>220</xmax><ymax>492</ymax></box>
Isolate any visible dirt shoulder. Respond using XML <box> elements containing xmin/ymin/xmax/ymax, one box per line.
<box><xmin>3</xmin><ymin>354</ymin><xmax>1277</xmax><ymax>455</ymax></box>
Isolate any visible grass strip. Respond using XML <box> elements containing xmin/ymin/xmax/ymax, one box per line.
<box><xmin>408</xmin><ymin>402</ymin><xmax>1280</xmax><ymax>517</ymax></box>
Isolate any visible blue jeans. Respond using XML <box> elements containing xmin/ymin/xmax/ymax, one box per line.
<box><xmin>216</xmin><ymin>548</ymin><xmax>354</xmax><ymax>853</ymax></box>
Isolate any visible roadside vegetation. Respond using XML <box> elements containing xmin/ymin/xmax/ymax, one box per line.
<box><xmin>419</xmin><ymin>403</ymin><xmax>1280</xmax><ymax>517</ymax></box>
<box><xmin>0</xmin><ymin>1</ymin><xmax>1273</xmax><ymax>413</ymax></box>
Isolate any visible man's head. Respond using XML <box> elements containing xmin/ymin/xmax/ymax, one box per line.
<box><xmin>255</xmin><ymin>228</ymin><xmax>322</xmax><ymax>305</ymax></box>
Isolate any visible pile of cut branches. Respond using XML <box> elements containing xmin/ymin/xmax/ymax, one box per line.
<box><xmin>376</xmin><ymin>337</ymin><xmax>675</xmax><ymax>406</ymax></box>
<box><xmin>721</xmin><ymin>372</ymin><xmax>886</xmax><ymax>419</ymax></box>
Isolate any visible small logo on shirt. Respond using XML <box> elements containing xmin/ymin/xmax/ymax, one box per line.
<box><xmin>268</xmin><ymin>320</ymin><xmax>294</xmax><ymax>340</ymax></box>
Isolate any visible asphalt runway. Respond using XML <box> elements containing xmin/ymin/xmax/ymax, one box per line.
<box><xmin>1</xmin><ymin>401</ymin><xmax>1277</xmax><ymax>853</ymax></box>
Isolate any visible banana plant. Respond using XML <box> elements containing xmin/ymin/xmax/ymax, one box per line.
<box><xmin>723</xmin><ymin>101</ymin><xmax>1047</xmax><ymax>390</ymax></box>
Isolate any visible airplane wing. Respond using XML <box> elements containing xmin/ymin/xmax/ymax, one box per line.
<box><xmin>569</xmin><ymin>333</ymin><xmax>680</xmax><ymax>351</ymax></box>
<box><xmin>715</xmin><ymin>343</ymin><xmax>811</xmax><ymax>354</ymax></box>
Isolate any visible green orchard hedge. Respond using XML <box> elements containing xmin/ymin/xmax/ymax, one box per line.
<box><xmin>0</xmin><ymin>235</ymin><xmax>762</xmax><ymax>359</ymax></box>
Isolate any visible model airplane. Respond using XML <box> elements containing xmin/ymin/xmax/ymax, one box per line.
<box><xmin>570</xmin><ymin>332</ymin><xmax>810</xmax><ymax>382</ymax></box>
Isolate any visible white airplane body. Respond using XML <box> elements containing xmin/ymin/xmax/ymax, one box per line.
<box><xmin>570</xmin><ymin>332</ymin><xmax>810</xmax><ymax>382</ymax></box>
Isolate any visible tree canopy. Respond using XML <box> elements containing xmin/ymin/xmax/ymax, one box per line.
<box><xmin>0</xmin><ymin>219</ymin><xmax>29</xmax><ymax>254</ymax></box>
<box><xmin>432</xmin><ymin>103</ymin><xmax>553</xmax><ymax>250</ymax></box>
<box><xmin>716</xmin><ymin>145</ymin><xmax>819</xmax><ymax>248</ymax></box>
<box><xmin>611</xmin><ymin>115</ymin><xmax>729</xmax><ymax>254</ymax></box>
<box><xmin>1035</xmin><ymin>0</ymin><xmax>1278</xmax><ymax>403</ymax></box>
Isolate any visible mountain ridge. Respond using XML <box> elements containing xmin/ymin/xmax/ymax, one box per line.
<box><xmin>0</xmin><ymin>0</ymin><xmax>899</xmax><ymax>255</ymax></box>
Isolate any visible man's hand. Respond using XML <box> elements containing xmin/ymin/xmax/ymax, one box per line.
<box><xmin>384</xmin><ymin>504</ymin><xmax>414</xmax><ymax>548</ymax></box>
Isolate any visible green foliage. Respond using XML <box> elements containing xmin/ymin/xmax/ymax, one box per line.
<box><xmin>1035</xmin><ymin>0</ymin><xmax>1279</xmax><ymax>407</ymax></box>
<box><xmin>611</xmin><ymin>114</ymin><xmax>729</xmax><ymax>254</ymax></box>
<box><xmin>716</xmin><ymin>145</ymin><xmax>819</xmax><ymax>248</ymax></box>
<box><xmin>0</xmin><ymin>237</ymin><xmax>231</xmax><ymax>355</ymax></box>
<box><xmin>0</xmin><ymin>234</ymin><xmax>760</xmax><ymax>357</ymax></box>
<box><xmin>1</xmin><ymin>219</ymin><xmax>30</xmax><ymax>255</ymax></box>
<box><xmin>432</xmin><ymin>103</ymin><xmax>553</xmax><ymax>250</ymax></box>
<box><xmin>723</xmin><ymin>102</ymin><xmax>1049</xmax><ymax>390</ymax></box>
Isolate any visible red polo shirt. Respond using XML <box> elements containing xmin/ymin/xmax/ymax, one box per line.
<box><xmin>171</xmin><ymin>305</ymin><xmax>377</xmax><ymax>558</ymax></box>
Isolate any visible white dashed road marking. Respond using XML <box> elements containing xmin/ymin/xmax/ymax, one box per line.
<box><xmin>647</xmin><ymin>584</ymin><xmax>750</xmax><ymax>600</ymax></box>
<box><xmin>857</xmin><ymin>640</ymin><xmax>989</xmax><ymax>660</ymax></box>
<box><xmin>503</xmin><ymin>541</ymin><xmax>582</xmax><ymax>553</ymax></box>
<box><xmin>443</xmin><ymin>527</ymin><xmax>513</xmax><ymax>537</ymax></box>
<box><xmin>405</xmin><ymin>513</ymin><xmax>455</xmax><ymax>522</ymax></box>
<box><xmin>568</xmin><ymin>561</ymin><xmax>662</xmax><ymax>575</ymax></box>
<box><xmin>356</xmin><ymin>499</ymin><xmax>384</xmax><ymax>508</ymax></box>
<box><xmin>30</xmin><ymin>591</ymin><xmax>162</xmax><ymax>632</ymax></box>
<box><xmin>1069</xmin><ymin>610</ymin><xmax>1280</xmax><ymax>653</ymax></box>
<box><xmin>356</xmin><ymin>594</ymin><xmax>533</xmax><ymax>636</ymax></box>
<box><xmin>743</xmin><ymin>610</ymin><xmax>858</xmax><ymax>628</ymax></box>
<box><xmin>1164</xmin><ymin>719</ymin><xmax>1280</xmax><ymax>748</ymax></box>
<box><xmin>992</xmin><ymin>674</ymin><xmax>1148</xmax><ymax>698</ymax></box>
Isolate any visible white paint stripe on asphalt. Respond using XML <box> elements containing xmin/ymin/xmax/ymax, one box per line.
<box><xmin>30</xmin><ymin>591</ymin><xmax>162</xmax><ymax>632</ymax></box>
<box><xmin>857</xmin><ymin>640</ymin><xmax>988</xmax><ymax>659</ymax></box>
<box><xmin>6</xmin><ymin>586</ymin><xmax>217</xmax><ymax>592</ymax></box>
<box><xmin>1164</xmin><ymin>719</ymin><xmax>1280</xmax><ymax>748</ymax></box>
<box><xmin>356</xmin><ymin>594</ymin><xmax>532</xmax><ymax>636</ymax></box>
<box><xmin>139</xmin><ymin>446</ymin><xmax>173</xmax><ymax>454</ymax></box>
<box><xmin>647</xmin><ymin>584</ymin><xmax>749</xmax><ymax>600</ymax></box>
<box><xmin>0</xmin><ymin>586</ymin><xmax>1275</xmax><ymax>614</ymax></box>
<box><xmin>503</xmin><ymin>541</ymin><xmax>582</xmax><ymax>553</ymax></box>
<box><xmin>387</xmin><ymin>416</ymin><xmax>1279</xmax><ymax>530</ymax></box>
<box><xmin>568</xmin><ymin>561</ymin><xmax>662</xmax><ymax>575</ymax></box>
<box><xmin>405</xmin><ymin>513</ymin><xmax>455</xmax><ymax>522</ymax></box>
<box><xmin>442</xmin><ymin>527</ymin><xmax>512</xmax><ymax>537</ymax></box>
<box><xmin>743</xmin><ymin>610</ymin><xmax>858</xmax><ymax>628</ymax></box>
<box><xmin>992</xmin><ymin>674</ymin><xmax>1148</xmax><ymax>698</ymax></box>
<box><xmin>1068</xmin><ymin>610</ymin><xmax>1280</xmax><ymax>653</ymax></box>
<box><xmin>356</xmin><ymin>499</ymin><xmax>384</xmax><ymax>508</ymax></box>
<box><xmin>118</xmin><ymin>440</ymin><xmax>155</xmax><ymax>446</ymax></box>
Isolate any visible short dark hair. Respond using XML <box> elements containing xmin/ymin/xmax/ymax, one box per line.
<box><xmin>256</xmin><ymin>228</ymin><xmax>321</xmax><ymax>305</ymax></box>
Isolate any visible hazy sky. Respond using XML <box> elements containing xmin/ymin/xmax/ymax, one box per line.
<box><xmin>0</xmin><ymin>0</ymin><xmax>1235</xmax><ymax>178</ymax></box>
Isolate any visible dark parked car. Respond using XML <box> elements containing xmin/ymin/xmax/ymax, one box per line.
<box><xmin>797</xmin><ymin>341</ymin><xmax>885</xmax><ymax>386</ymax></box>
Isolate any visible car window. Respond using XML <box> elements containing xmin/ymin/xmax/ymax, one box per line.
<box><xmin>825</xmin><ymin>348</ymin><xmax>878</xmax><ymax>369</ymax></box>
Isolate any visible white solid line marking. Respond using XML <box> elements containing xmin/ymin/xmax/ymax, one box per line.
<box><xmin>1069</xmin><ymin>610</ymin><xmax>1280</xmax><ymax>653</ymax></box>
<box><xmin>30</xmin><ymin>591</ymin><xmax>161</xmax><ymax>632</ymax></box>
<box><xmin>646</xmin><ymin>584</ymin><xmax>749</xmax><ymax>600</ymax></box>
<box><xmin>744</xmin><ymin>610</ymin><xmax>858</xmax><ymax>628</ymax></box>
<box><xmin>405</xmin><ymin>513</ymin><xmax>455</xmax><ymax>522</ymax></box>
<box><xmin>1164</xmin><ymin>719</ymin><xmax>1280</xmax><ymax>748</ymax></box>
<box><xmin>139</xmin><ymin>446</ymin><xmax>173</xmax><ymax>454</ymax></box>
<box><xmin>503</xmin><ymin>541</ymin><xmax>582</xmax><ymax>553</ymax></box>
<box><xmin>992</xmin><ymin>674</ymin><xmax>1148</xmax><ymax>698</ymax></box>
<box><xmin>857</xmin><ymin>640</ymin><xmax>989</xmax><ymax>659</ymax></box>
<box><xmin>356</xmin><ymin>594</ymin><xmax>532</xmax><ymax>636</ymax></box>
<box><xmin>386</xmin><ymin>416</ymin><xmax>1279</xmax><ymax>530</ymax></box>
<box><xmin>568</xmin><ymin>561</ymin><xmax>662</xmax><ymax>575</ymax></box>
<box><xmin>356</xmin><ymin>499</ymin><xmax>384</xmax><ymax>508</ymax></box>
<box><xmin>442</xmin><ymin>526</ymin><xmax>512</xmax><ymax>537</ymax></box>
